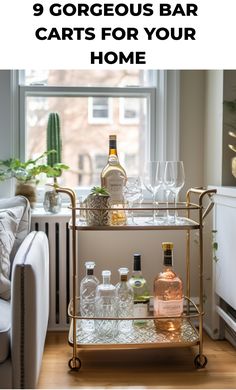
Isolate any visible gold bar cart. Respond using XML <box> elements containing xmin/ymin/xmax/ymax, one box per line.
<box><xmin>56</xmin><ymin>187</ymin><xmax>216</xmax><ymax>371</ymax></box>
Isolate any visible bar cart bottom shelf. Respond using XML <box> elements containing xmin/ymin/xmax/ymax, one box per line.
<box><xmin>68</xmin><ymin>319</ymin><xmax>208</xmax><ymax>370</ymax></box>
<box><xmin>69</xmin><ymin>318</ymin><xmax>199</xmax><ymax>349</ymax></box>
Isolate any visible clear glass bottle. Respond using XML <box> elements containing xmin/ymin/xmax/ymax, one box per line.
<box><xmin>153</xmin><ymin>242</ymin><xmax>183</xmax><ymax>331</ymax></box>
<box><xmin>101</xmin><ymin>134</ymin><xmax>127</xmax><ymax>225</ymax></box>
<box><xmin>95</xmin><ymin>270</ymin><xmax>118</xmax><ymax>340</ymax></box>
<box><xmin>80</xmin><ymin>261</ymin><xmax>99</xmax><ymax>332</ymax></box>
<box><xmin>116</xmin><ymin>267</ymin><xmax>134</xmax><ymax>333</ymax></box>
<box><xmin>128</xmin><ymin>254</ymin><xmax>150</xmax><ymax>325</ymax></box>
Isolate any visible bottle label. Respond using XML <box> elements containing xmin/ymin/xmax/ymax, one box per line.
<box><xmin>154</xmin><ymin>298</ymin><xmax>183</xmax><ymax>317</ymax></box>
<box><xmin>134</xmin><ymin>280</ymin><xmax>142</xmax><ymax>287</ymax></box>
<box><xmin>133</xmin><ymin>302</ymin><xmax>148</xmax><ymax>318</ymax></box>
<box><xmin>104</xmin><ymin>171</ymin><xmax>125</xmax><ymax>203</ymax></box>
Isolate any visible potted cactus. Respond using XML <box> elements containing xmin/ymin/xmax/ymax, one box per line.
<box><xmin>43</xmin><ymin>113</ymin><xmax>69</xmax><ymax>213</ymax></box>
<box><xmin>86</xmin><ymin>186</ymin><xmax>111</xmax><ymax>226</ymax></box>
<box><xmin>47</xmin><ymin>112</ymin><xmax>62</xmax><ymax>182</ymax></box>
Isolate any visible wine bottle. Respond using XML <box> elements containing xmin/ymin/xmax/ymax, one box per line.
<box><xmin>101</xmin><ymin>134</ymin><xmax>127</xmax><ymax>225</ymax></box>
<box><xmin>153</xmin><ymin>242</ymin><xmax>183</xmax><ymax>331</ymax></box>
<box><xmin>128</xmin><ymin>254</ymin><xmax>150</xmax><ymax>325</ymax></box>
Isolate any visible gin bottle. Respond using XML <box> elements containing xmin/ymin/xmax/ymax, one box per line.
<box><xmin>101</xmin><ymin>134</ymin><xmax>127</xmax><ymax>225</ymax></box>
<box><xmin>128</xmin><ymin>254</ymin><xmax>150</xmax><ymax>325</ymax></box>
<box><xmin>95</xmin><ymin>270</ymin><xmax>118</xmax><ymax>340</ymax></box>
<box><xmin>80</xmin><ymin>261</ymin><xmax>99</xmax><ymax>332</ymax></box>
<box><xmin>116</xmin><ymin>267</ymin><xmax>134</xmax><ymax>333</ymax></box>
<box><xmin>153</xmin><ymin>242</ymin><xmax>183</xmax><ymax>331</ymax></box>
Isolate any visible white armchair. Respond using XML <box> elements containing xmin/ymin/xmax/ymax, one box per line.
<box><xmin>0</xmin><ymin>196</ymin><xmax>49</xmax><ymax>389</ymax></box>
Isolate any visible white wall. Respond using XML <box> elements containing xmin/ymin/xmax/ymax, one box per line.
<box><xmin>180</xmin><ymin>70</ymin><xmax>205</xmax><ymax>192</ymax></box>
<box><xmin>202</xmin><ymin>70</ymin><xmax>224</xmax><ymax>335</ymax></box>
<box><xmin>203</xmin><ymin>70</ymin><xmax>223</xmax><ymax>186</ymax></box>
<box><xmin>78</xmin><ymin>230</ymin><xmax>201</xmax><ymax>295</ymax></box>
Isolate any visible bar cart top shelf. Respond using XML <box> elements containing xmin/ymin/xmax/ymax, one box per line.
<box><xmin>70</xmin><ymin>217</ymin><xmax>200</xmax><ymax>231</ymax></box>
<box><xmin>68</xmin><ymin>201</ymin><xmax>201</xmax><ymax>231</ymax></box>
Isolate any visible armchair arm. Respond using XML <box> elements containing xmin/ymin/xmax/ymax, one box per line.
<box><xmin>11</xmin><ymin>231</ymin><xmax>49</xmax><ymax>389</ymax></box>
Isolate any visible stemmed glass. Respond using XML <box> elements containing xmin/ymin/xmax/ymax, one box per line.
<box><xmin>123</xmin><ymin>177</ymin><xmax>143</xmax><ymax>225</ymax></box>
<box><xmin>171</xmin><ymin>161</ymin><xmax>185</xmax><ymax>223</ymax></box>
<box><xmin>164</xmin><ymin>161</ymin><xmax>185</xmax><ymax>224</ymax></box>
<box><xmin>155</xmin><ymin>161</ymin><xmax>166</xmax><ymax>223</ymax></box>
<box><xmin>142</xmin><ymin>161</ymin><xmax>162</xmax><ymax>224</ymax></box>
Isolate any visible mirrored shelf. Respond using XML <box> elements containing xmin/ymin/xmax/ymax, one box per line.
<box><xmin>70</xmin><ymin>216</ymin><xmax>200</xmax><ymax>230</ymax></box>
<box><xmin>68</xmin><ymin>318</ymin><xmax>199</xmax><ymax>349</ymax></box>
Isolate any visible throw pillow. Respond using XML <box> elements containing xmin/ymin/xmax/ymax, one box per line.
<box><xmin>0</xmin><ymin>208</ymin><xmax>21</xmax><ymax>300</ymax></box>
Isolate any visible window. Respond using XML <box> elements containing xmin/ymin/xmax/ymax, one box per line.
<box><xmin>124</xmin><ymin>154</ymin><xmax>137</xmax><ymax>175</ymax></box>
<box><xmin>119</xmin><ymin>98</ymin><xmax>140</xmax><ymax>124</ymax></box>
<box><xmin>88</xmin><ymin>97</ymin><xmax>112</xmax><ymax>124</ymax></box>
<box><xmin>18</xmin><ymin>70</ymin><xmax>180</xmax><ymax>195</ymax></box>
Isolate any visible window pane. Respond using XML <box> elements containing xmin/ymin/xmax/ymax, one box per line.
<box><xmin>93</xmin><ymin>109</ymin><xmax>108</xmax><ymax>118</ymax></box>
<box><xmin>92</xmin><ymin>97</ymin><xmax>109</xmax><ymax>118</ymax></box>
<box><xmin>24</xmin><ymin>70</ymin><xmax>146</xmax><ymax>87</ymax></box>
<box><xmin>26</xmin><ymin>96</ymin><xmax>148</xmax><ymax>188</ymax></box>
<box><xmin>120</xmin><ymin>98</ymin><xmax>140</xmax><ymax>124</ymax></box>
<box><xmin>88</xmin><ymin>97</ymin><xmax>112</xmax><ymax>124</ymax></box>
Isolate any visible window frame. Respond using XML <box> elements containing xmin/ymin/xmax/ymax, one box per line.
<box><xmin>16</xmin><ymin>70</ymin><xmax>180</xmax><ymax>200</ymax></box>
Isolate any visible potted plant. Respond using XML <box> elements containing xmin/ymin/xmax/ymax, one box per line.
<box><xmin>43</xmin><ymin>112</ymin><xmax>69</xmax><ymax>213</ymax></box>
<box><xmin>0</xmin><ymin>151</ymin><xmax>68</xmax><ymax>208</ymax></box>
<box><xmin>86</xmin><ymin>186</ymin><xmax>111</xmax><ymax>226</ymax></box>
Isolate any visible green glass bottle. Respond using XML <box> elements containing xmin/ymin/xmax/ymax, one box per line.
<box><xmin>128</xmin><ymin>254</ymin><xmax>150</xmax><ymax>325</ymax></box>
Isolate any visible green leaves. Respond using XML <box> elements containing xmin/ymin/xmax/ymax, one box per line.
<box><xmin>90</xmin><ymin>186</ymin><xmax>110</xmax><ymax>196</ymax></box>
<box><xmin>0</xmin><ymin>150</ymin><xmax>69</xmax><ymax>183</ymax></box>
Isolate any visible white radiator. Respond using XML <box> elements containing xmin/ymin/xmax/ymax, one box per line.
<box><xmin>31</xmin><ymin>209</ymin><xmax>72</xmax><ymax>330</ymax></box>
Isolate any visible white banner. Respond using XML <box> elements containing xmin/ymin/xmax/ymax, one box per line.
<box><xmin>0</xmin><ymin>0</ymin><xmax>235</xmax><ymax>69</ymax></box>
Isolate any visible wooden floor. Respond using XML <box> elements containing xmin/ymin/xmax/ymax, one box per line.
<box><xmin>38</xmin><ymin>331</ymin><xmax>236</xmax><ymax>389</ymax></box>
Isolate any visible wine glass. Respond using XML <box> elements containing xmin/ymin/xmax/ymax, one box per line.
<box><xmin>123</xmin><ymin>177</ymin><xmax>143</xmax><ymax>224</ymax></box>
<box><xmin>163</xmin><ymin>161</ymin><xmax>175</xmax><ymax>223</ymax></box>
<box><xmin>164</xmin><ymin>161</ymin><xmax>185</xmax><ymax>224</ymax></box>
<box><xmin>155</xmin><ymin>161</ymin><xmax>166</xmax><ymax>223</ymax></box>
<box><xmin>170</xmin><ymin>161</ymin><xmax>185</xmax><ymax>223</ymax></box>
<box><xmin>142</xmin><ymin>161</ymin><xmax>162</xmax><ymax>224</ymax></box>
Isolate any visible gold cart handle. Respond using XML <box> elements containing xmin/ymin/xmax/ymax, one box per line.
<box><xmin>186</xmin><ymin>187</ymin><xmax>217</xmax><ymax>221</ymax></box>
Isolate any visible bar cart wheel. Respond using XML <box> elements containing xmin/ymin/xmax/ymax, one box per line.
<box><xmin>194</xmin><ymin>354</ymin><xmax>208</xmax><ymax>369</ymax></box>
<box><xmin>68</xmin><ymin>357</ymin><xmax>82</xmax><ymax>371</ymax></box>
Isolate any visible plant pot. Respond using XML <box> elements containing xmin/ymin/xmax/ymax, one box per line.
<box><xmin>15</xmin><ymin>180</ymin><xmax>37</xmax><ymax>208</ymax></box>
<box><xmin>43</xmin><ymin>189</ymin><xmax>62</xmax><ymax>214</ymax></box>
<box><xmin>86</xmin><ymin>194</ymin><xmax>110</xmax><ymax>226</ymax></box>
